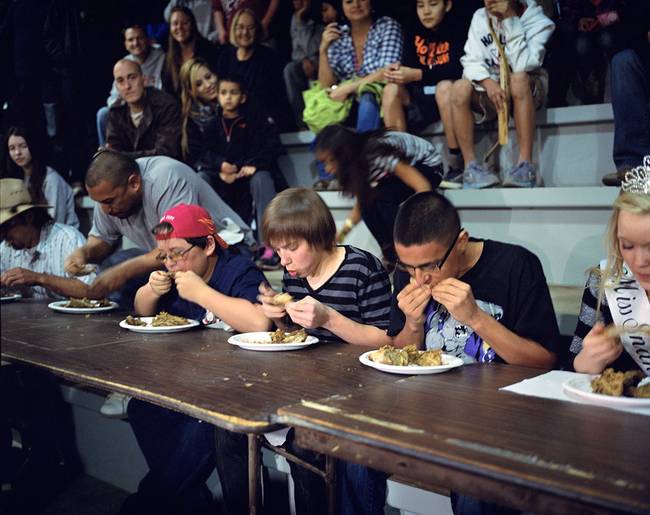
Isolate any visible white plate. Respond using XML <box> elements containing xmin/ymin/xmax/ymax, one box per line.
<box><xmin>228</xmin><ymin>332</ymin><xmax>319</xmax><ymax>351</ymax></box>
<box><xmin>359</xmin><ymin>351</ymin><xmax>464</xmax><ymax>375</ymax></box>
<box><xmin>563</xmin><ymin>376</ymin><xmax>650</xmax><ymax>408</ymax></box>
<box><xmin>119</xmin><ymin>317</ymin><xmax>200</xmax><ymax>333</ymax></box>
<box><xmin>1</xmin><ymin>294</ymin><xmax>22</xmax><ymax>302</ymax></box>
<box><xmin>48</xmin><ymin>300</ymin><xmax>119</xmax><ymax>313</ymax></box>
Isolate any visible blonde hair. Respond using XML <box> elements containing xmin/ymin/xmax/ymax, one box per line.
<box><xmin>229</xmin><ymin>8</ymin><xmax>263</xmax><ymax>47</ymax></box>
<box><xmin>179</xmin><ymin>58</ymin><xmax>215</xmax><ymax>158</ymax></box>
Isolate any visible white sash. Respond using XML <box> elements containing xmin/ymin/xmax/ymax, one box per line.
<box><xmin>600</xmin><ymin>260</ymin><xmax>650</xmax><ymax>375</ymax></box>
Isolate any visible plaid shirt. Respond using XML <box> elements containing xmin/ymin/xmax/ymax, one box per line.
<box><xmin>327</xmin><ymin>16</ymin><xmax>403</xmax><ymax>80</ymax></box>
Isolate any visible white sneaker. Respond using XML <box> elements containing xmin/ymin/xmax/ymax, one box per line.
<box><xmin>100</xmin><ymin>392</ymin><xmax>131</xmax><ymax>418</ymax></box>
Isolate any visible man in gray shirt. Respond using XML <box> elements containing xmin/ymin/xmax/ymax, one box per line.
<box><xmin>65</xmin><ymin>152</ymin><xmax>254</xmax><ymax>298</ymax></box>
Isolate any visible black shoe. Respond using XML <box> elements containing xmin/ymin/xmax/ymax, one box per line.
<box><xmin>601</xmin><ymin>169</ymin><xmax>629</xmax><ymax>187</ymax></box>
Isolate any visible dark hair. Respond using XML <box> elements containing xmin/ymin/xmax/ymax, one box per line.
<box><xmin>262</xmin><ymin>188</ymin><xmax>336</xmax><ymax>251</ymax></box>
<box><xmin>394</xmin><ymin>191</ymin><xmax>461</xmax><ymax>247</ymax></box>
<box><xmin>166</xmin><ymin>6</ymin><xmax>206</xmax><ymax>93</ymax></box>
<box><xmin>315</xmin><ymin>124</ymin><xmax>403</xmax><ymax>206</ymax></box>
<box><xmin>122</xmin><ymin>23</ymin><xmax>147</xmax><ymax>37</ymax></box>
<box><xmin>152</xmin><ymin>221</ymin><xmax>211</xmax><ymax>249</ymax></box>
<box><xmin>85</xmin><ymin>150</ymin><xmax>139</xmax><ymax>188</ymax></box>
<box><xmin>3</xmin><ymin>126</ymin><xmax>49</xmax><ymax>204</ymax></box>
<box><xmin>218</xmin><ymin>75</ymin><xmax>246</xmax><ymax>95</ymax></box>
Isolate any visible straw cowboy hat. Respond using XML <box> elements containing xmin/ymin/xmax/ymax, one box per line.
<box><xmin>0</xmin><ymin>178</ymin><xmax>50</xmax><ymax>226</ymax></box>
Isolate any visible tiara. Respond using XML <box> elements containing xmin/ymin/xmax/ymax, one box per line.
<box><xmin>621</xmin><ymin>155</ymin><xmax>650</xmax><ymax>195</ymax></box>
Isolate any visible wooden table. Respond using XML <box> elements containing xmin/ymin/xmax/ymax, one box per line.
<box><xmin>1</xmin><ymin>301</ymin><xmax>395</xmax><ymax>513</ymax></box>
<box><xmin>277</xmin><ymin>364</ymin><xmax>650</xmax><ymax>515</ymax></box>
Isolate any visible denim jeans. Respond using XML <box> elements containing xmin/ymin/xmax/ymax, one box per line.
<box><xmin>355</xmin><ymin>92</ymin><xmax>381</xmax><ymax>133</ymax></box>
<box><xmin>284</xmin><ymin>60</ymin><xmax>309</xmax><ymax>127</ymax></box>
<box><xmin>96</xmin><ymin>106</ymin><xmax>110</xmax><ymax>147</ymax></box>
<box><xmin>121</xmin><ymin>400</ymin><xmax>217</xmax><ymax>515</ymax></box>
<box><xmin>610</xmin><ymin>48</ymin><xmax>650</xmax><ymax>171</ymax></box>
<box><xmin>450</xmin><ymin>491</ymin><xmax>520</xmax><ymax>515</ymax></box>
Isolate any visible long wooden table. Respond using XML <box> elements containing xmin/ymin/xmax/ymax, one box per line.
<box><xmin>0</xmin><ymin>300</ymin><xmax>396</xmax><ymax>513</ymax></box>
<box><xmin>277</xmin><ymin>365</ymin><xmax>650</xmax><ymax>515</ymax></box>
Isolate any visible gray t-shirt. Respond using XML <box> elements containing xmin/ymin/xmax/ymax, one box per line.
<box><xmin>89</xmin><ymin>156</ymin><xmax>253</xmax><ymax>249</ymax></box>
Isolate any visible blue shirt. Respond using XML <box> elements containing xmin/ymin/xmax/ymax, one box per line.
<box><xmin>160</xmin><ymin>250</ymin><xmax>264</xmax><ymax>324</ymax></box>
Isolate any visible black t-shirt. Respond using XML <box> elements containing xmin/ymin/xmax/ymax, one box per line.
<box><xmin>388</xmin><ymin>239</ymin><xmax>560</xmax><ymax>363</ymax></box>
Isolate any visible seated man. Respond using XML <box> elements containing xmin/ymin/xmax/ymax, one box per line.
<box><xmin>452</xmin><ymin>0</ymin><xmax>555</xmax><ymax>188</ymax></box>
<box><xmin>105</xmin><ymin>59</ymin><xmax>181</xmax><ymax>159</ymax></box>
<box><xmin>97</xmin><ymin>23</ymin><xmax>166</xmax><ymax>146</ymax></box>
<box><xmin>0</xmin><ymin>179</ymin><xmax>93</xmax><ymax>299</ymax></box>
<box><xmin>64</xmin><ymin>151</ymin><xmax>254</xmax><ymax>301</ymax></box>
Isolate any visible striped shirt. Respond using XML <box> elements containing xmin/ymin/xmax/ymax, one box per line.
<box><xmin>327</xmin><ymin>17</ymin><xmax>403</xmax><ymax>81</ymax></box>
<box><xmin>368</xmin><ymin>132</ymin><xmax>442</xmax><ymax>185</ymax></box>
<box><xmin>0</xmin><ymin>222</ymin><xmax>93</xmax><ymax>299</ymax></box>
<box><xmin>282</xmin><ymin>245</ymin><xmax>391</xmax><ymax>343</ymax></box>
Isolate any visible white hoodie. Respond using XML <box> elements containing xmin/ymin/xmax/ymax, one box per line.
<box><xmin>461</xmin><ymin>0</ymin><xmax>555</xmax><ymax>88</ymax></box>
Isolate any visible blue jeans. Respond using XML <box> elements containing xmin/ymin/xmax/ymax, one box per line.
<box><xmin>355</xmin><ymin>92</ymin><xmax>381</xmax><ymax>133</ymax></box>
<box><xmin>121</xmin><ymin>400</ymin><xmax>216</xmax><ymax>515</ymax></box>
<box><xmin>610</xmin><ymin>48</ymin><xmax>650</xmax><ymax>170</ymax></box>
<box><xmin>96</xmin><ymin>106</ymin><xmax>109</xmax><ymax>147</ymax></box>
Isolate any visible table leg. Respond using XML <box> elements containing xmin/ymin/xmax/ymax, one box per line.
<box><xmin>248</xmin><ymin>433</ymin><xmax>260</xmax><ymax>515</ymax></box>
<box><xmin>326</xmin><ymin>455</ymin><xmax>337</xmax><ymax>515</ymax></box>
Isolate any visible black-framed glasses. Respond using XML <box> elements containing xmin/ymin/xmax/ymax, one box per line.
<box><xmin>396</xmin><ymin>229</ymin><xmax>463</xmax><ymax>275</ymax></box>
<box><xmin>155</xmin><ymin>244</ymin><xmax>195</xmax><ymax>263</ymax></box>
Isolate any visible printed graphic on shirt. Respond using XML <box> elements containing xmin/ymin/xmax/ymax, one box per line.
<box><xmin>202</xmin><ymin>309</ymin><xmax>232</xmax><ymax>331</ymax></box>
<box><xmin>424</xmin><ymin>299</ymin><xmax>502</xmax><ymax>362</ymax></box>
<box><xmin>478</xmin><ymin>31</ymin><xmax>507</xmax><ymax>70</ymax></box>
<box><xmin>415</xmin><ymin>36</ymin><xmax>451</xmax><ymax>68</ymax></box>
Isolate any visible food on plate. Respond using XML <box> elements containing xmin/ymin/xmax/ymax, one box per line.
<box><xmin>125</xmin><ymin>315</ymin><xmax>147</xmax><ymax>326</ymax></box>
<box><xmin>591</xmin><ymin>368</ymin><xmax>647</xmax><ymax>397</ymax></box>
<box><xmin>272</xmin><ymin>292</ymin><xmax>294</xmax><ymax>307</ymax></box>
<box><xmin>369</xmin><ymin>345</ymin><xmax>442</xmax><ymax>366</ymax></box>
<box><xmin>64</xmin><ymin>297</ymin><xmax>111</xmax><ymax>308</ymax></box>
<box><xmin>270</xmin><ymin>328</ymin><xmax>308</xmax><ymax>343</ymax></box>
<box><xmin>151</xmin><ymin>312</ymin><xmax>190</xmax><ymax>326</ymax></box>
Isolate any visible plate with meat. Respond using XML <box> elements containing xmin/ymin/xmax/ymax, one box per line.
<box><xmin>48</xmin><ymin>298</ymin><xmax>118</xmax><ymax>313</ymax></box>
<box><xmin>119</xmin><ymin>312</ymin><xmax>200</xmax><ymax>333</ymax></box>
<box><xmin>228</xmin><ymin>328</ymin><xmax>318</xmax><ymax>351</ymax></box>
<box><xmin>359</xmin><ymin>345</ymin><xmax>464</xmax><ymax>375</ymax></box>
<box><xmin>563</xmin><ymin>368</ymin><xmax>650</xmax><ymax>408</ymax></box>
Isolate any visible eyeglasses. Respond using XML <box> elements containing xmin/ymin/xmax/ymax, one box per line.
<box><xmin>155</xmin><ymin>244</ymin><xmax>195</xmax><ymax>263</ymax></box>
<box><xmin>396</xmin><ymin>229</ymin><xmax>463</xmax><ymax>275</ymax></box>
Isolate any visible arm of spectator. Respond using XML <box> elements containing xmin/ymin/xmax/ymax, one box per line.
<box><xmin>105</xmin><ymin>110</ymin><xmax>129</xmax><ymax>153</ymax></box>
<box><xmin>244</xmin><ymin>115</ymin><xmax>282</xmax><ymax>170</ymax></box>
<box><xmin>374</xmin><ymin>18</ymin><xmax>403</xmax><ymax>69</ymax></box>
<box><xmin>318</xmin><ymin>23</ymin><xmax>341</xmax><ymax>88</ymax></box>
<box><xmin>384</xmin><ymin>63</ymin><xmax>422</xmax><ymax>85</ymax></box>
<box><xmin>336</xmin><ymin>201</ymin><xmax>362</xmax><ymax>243</ymax></box>
<box><xmin>213</xmin><ymin>9</ymin><xmax>228</xmax><ymax>45</ymax></box>
<box><xmin>88</xmin><ymin>249</ymin><xmax>161</xmax><ymax>299</ymax></box>
<box><xmin>460</xmin><ymin>12</ymin><xmax>493</xmax><ymax>83</ymax></box>
<box><xmin>328</xmin><ymin>67</ymin><xmax>386</xmax><ymax>101</ymax></box>
<box><xmin>260</xmin><ymin>0</ymin><xmax>279</xmax><ymax>37</ymax></box>
<box><xmin>0</xmin><ymin>268</ymin><xmax>91</xmax><ymax>299</ymax></box>
<box><xmin>501</xmin><ymin>8</ymin><xmax>555</xmax><ymax>72</ymax></box>
<box><xmin>64</xmin><ymin>235</ymin><xmax>115</xmax><ymax>276</ymax></box>
<box><xmin>394</xmin><ymin>161</ymin><xmax>432</xmax><ymax>192</ymax></box>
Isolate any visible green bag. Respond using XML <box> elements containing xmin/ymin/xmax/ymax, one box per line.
<box><xmin>302</xmin><ymin>81</ymin><xmax>353</xmax><ymax>134</ymax></box>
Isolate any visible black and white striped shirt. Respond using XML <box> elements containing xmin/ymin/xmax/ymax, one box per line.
<box><xmin>283</xmin><ymin>246</ymin><xmax>392</xmax><ymax>343</ymax></box>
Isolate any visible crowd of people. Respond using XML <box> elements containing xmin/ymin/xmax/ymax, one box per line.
<box><xmin>1</xmin><ymin>0</ymin><xmax>649</xmax><ymax>514</ymax></box>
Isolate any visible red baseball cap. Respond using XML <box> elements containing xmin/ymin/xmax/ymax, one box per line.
<box><xmin>157</xmin><ymin>204</ymin><xmax>228</xmax><ymax>248</ymax></box>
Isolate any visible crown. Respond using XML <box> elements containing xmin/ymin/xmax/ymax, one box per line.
<box><xmin>621</xmin><ymin>155</ymin><xmax>650</xmax><ymax>195</ymax></box>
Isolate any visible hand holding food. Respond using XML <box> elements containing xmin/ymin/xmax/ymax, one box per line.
<box><xmin>286</xmin><ymin>295</ymin><xmax>329</xmax><ymax>329</ymax></box>
<box><xmin>1</xmin><ymin>267</ymin><xmax>41</xmax><ymax>287</ymax></box>
<box><xmin>174</xmin><ymin>270</ymin><xmax>207</xmax><ymax>303</ymax></box>
<box><xmin>574</xmin><ymin>322</ymin><xmax>623</xmax><ymax>374</ymax></box>
<box><xmin>397</xmin><ymin>280</ymin><xmax>432</xmax><ymax>326</ymax></box>
<box><xmin>149</xmin><ymin>270</ymin><xmax>173</xmax><ymax>297</ymax></box>
<box><xmin>258</xmin><ymin>283</ymin><xmax>291</xmax><ymax>321</ymax></box>
<box><xmin>431</xmin><ymin>278</ymin><xmax>480</xmax><ymax>326</ymax></box>
<box><xmin>64</xmin><ymin>248</ymin><xmax>89</xmax><ymax>276</ymax></box>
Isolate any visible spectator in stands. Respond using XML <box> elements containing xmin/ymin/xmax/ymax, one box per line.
<box><xmin>180</xmin><ymin>66</ymin><xmax>284</xmax><ymax>267</ymax></box>
<box><xmin>0</xmin><ymin>179</ymin><xmax>93</xmax><ymax>299</ymax></box>
<box><xmin>570</xmin><ymin>169</ymin><xmax>650</xmax><ymax>374</ymax></box>
<box><xmin>284</xmin><ymin>0</ymin><xmax>323</xmax><ymax>128</ymax></box>
<box><xmin>318</xmin><ymin>0</ymin><xmax>403</xmax><ymax>132</ymax></box>
<box><xmin>212</xmin><ymin>0</ymin><xmax>280</xmax><ymax>44</ymax></box>
<box><xmin>162</xmin><ymin>6</ymin><xmax>220</xmax><ymax>97</ymax></box>
<box><xmin>382</xmin><ymin>0</ymin><xmax>476</xmax><ymax>187</ymax></box>
<box><xmin>122</xmin><ymin>203</ymin><xmax>270</xmax><ymax>515</ymax></box>
<box><xmin>389</xmin><ymin>190</ymin><xmax>559</xmax><ymax>515</ymax></box>
<box><xmin>320</xmin><ymin>0</ymin><xmax>339</xmax><ymax>25</ymax></box>
<box><xmin>452</xmin><ymin>0</ymin><xmax>555</xmax><ymax>188</ymax></box>
<box><xmin>63</xmin><ymin>151</ymin><xmax>253</xmax><ymax>301</ymax></box>
<box><xmin>216</xmin><ymin>8</ymin><xmax>290</xmax><ymax>129</ymax></box>
<box><xmin>105</xmin><ymin>60</ymin><xmax>181</xmax><ymax>159</ymax></box>
<box><xmin>3</xmin><ymin>126</ymin><xmax>79</xmax><ymax>228</ymax></box>
<box><xmin>96</xmin><ymin>24</ymin><xmax>166</xmax><ymax>147</ymax></box>
<box><xmin>164</xmin><ymin>0</ymin><xmax>217</xmax><ymax>41</ymax></box>
<box><xmin>601</xmin><ymin>3</ymin><xmax>650</xmax><ymax>186</ymax></box>
<box><xmin>315</xmin><ymin>124</ymin><xmax>442</xmax><ymax>269</ymax></box>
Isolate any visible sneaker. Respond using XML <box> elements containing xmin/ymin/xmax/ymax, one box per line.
<box><xmin>100</xmin><ymin>392</ymin><xmax>131</xmax><ymax>419</ymax></box>
<box><xmin>503</xmin><ymin>160</ymin><xmax>537</xmax><ymax>188</ymax></box>
<box><xmin>439</xmin><ymin>167</ymin><xmax>463</xmax><ymax>189</ymax></box>
<box><xmin>462</xmin><ymin>161</ymin><xmax>500</xmax><ymax>189</ymax></box>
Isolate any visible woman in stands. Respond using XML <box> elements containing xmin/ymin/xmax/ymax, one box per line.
<box><xmin>569</xmin><ymin>166</ymin><xmax>650</xmax><ymax>374</ymax></box>
<box><xmin>215</xmin><ymin>8</ymin><xmax>290</xmax><ymax>129</ymax></box>
<box><xmin>318</xmin><ymin>0</ymin><xmax>403</xmax><ymax>132</ymax></box>
<box><xmin>3</xmin><ymin>126</ymin><xmax>79</xmax><ymax>228</ymax></box>
<box><xmin>315</xmin><ymin>124</ymin><xmax>442</xmax><ymax>268</ymax></box>
<box><xmin>162</xmin><ymin>6</ymin><xmax>220</xmax><ymax>97</ymax></box>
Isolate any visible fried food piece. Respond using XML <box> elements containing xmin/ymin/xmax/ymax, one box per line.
<box><xmin>630</xmin><ymin>384</ymin><xmax>650</xmax><ymax>398</ymax></box>
<box><xmin>272</xmin><ymin>292</ymin><xmax>294</xmax><ymax>307</ymax></box>
<box><xmin>270</xmin><ymin>328</ymin><xmax>308</xmax><ymax>343</ymax></box>
<box><xmin>591</xmin><ymin>368</ymin><xmax>644</xmax><ymax>397</ymax></box>
<box><xmin>151</xmin><ymin>312</ymin><xmax>189</xmax><ymax>327</ymax></box>
<box><xmin>65</xmin><ymin>297</ymin><xmax>110</xmax><ymax>308</ymax></box>
<box><xmin>369</xmin><ymin>345</ymin><xmax>443</xmax><ymax>366</ymax></box>
<box><xmin>125</xmin><ymin>315</ymin><xmax>147</xmax><ymax>326</ymax></box>
<box><xmin>416</xmin><ymin>348</ymin><xmax>443</xmax><ymax>366</ymax></box>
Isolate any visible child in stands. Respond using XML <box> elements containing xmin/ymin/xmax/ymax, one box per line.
<box><xmin>452</xmin><ymin>0</ymin><xmax>554</xmax><ymax>189</ymax></box>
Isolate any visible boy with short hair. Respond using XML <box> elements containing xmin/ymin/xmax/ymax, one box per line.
<box><xmin>451</xmin><ymin>0</ymin><xmax>554</xmax><ymax>189</ymax></box>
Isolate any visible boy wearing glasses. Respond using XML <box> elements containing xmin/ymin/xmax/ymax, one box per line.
<box><xmin>389</xmin><ymin>191</ymin><xmax>558</xmax><ymax>367</ymax></box>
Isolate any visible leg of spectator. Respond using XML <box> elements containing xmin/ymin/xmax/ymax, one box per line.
<box><xmin>96</xmin><ymin>106</ymin><xmax>110</xmax><ymax>147</ymax></box>
<box><xmin>381</xmin><ymin>83</ymin><xmax>407</xmax><ymax>131</ymax></box>
<box><xmin>451</xmin><ymin>79</ymin><xmax>477</xmax><ymax>164</ymax></box>
<box><xmin>510</xmin><ymin>72</ymin><xmax>535</xmax><ymax>163</ymax></box>
<box><xmin>356</xmin><ymin>92</ymin><xmax>381</xmax><ymax>132</ymax></box>
<box><xmin>435</xmin><ymin>81</ymin><xmax>459</xmax><ymax>150</ymax></box>
<box><xmin>214</xmin><ymin>428</ymin><xmax>249</xmax><ymax>515</ymax></box>
<box><xmin>283</xmin><ymin>61</ymin><xmax>309</xmax><ymax>128</ymax></box>
<box><xmin>285</xmin><ymin>430</ymin><xmax>328</xmax><ymax>515</ymax></box>
<box><xmin>610</xmin><ymin>49</ymin><xmax>650</xmax><ymax>170</ymax></box>
<box><xmin>249</xmin><ymin>170</ymin><xmax>277</xmax><ymax>244</ymax></box>
<box><xmin>338</xmin><ymin>461</ymin><xmax>387</xmax><ymax>515</ymax></box>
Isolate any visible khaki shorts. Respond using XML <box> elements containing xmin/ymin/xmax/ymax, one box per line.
<box><xmin>471</xmin><ymin>72</ymin><xmax>547</xmax><ymax>124</ymax></box>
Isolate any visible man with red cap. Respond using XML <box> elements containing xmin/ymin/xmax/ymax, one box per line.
<box><xmin>122</xmin><ymin>203</ymin><xmax>270</xmax><ymax>515</ymax></box>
